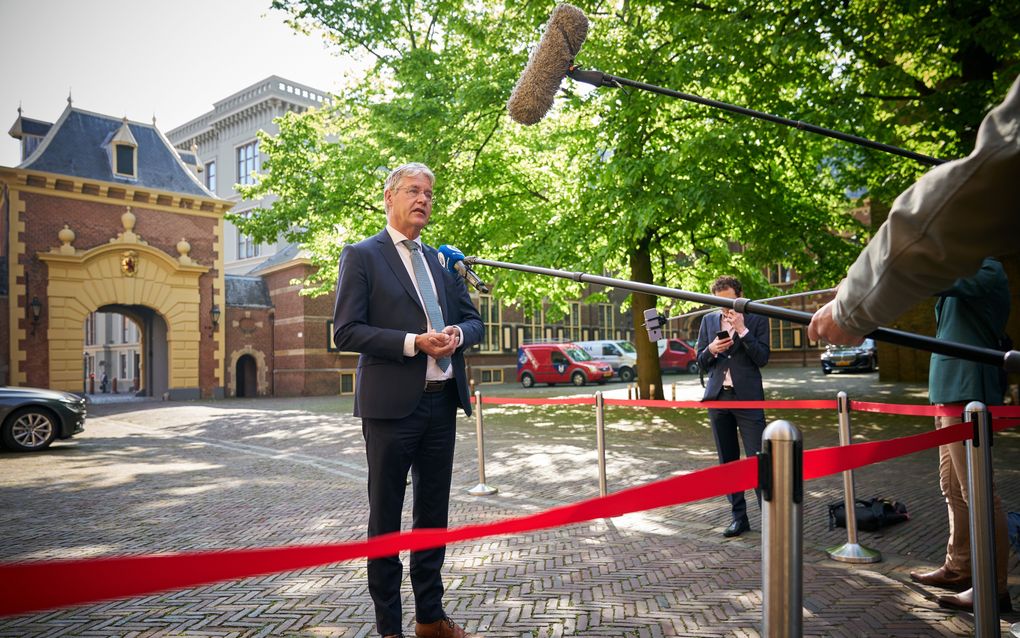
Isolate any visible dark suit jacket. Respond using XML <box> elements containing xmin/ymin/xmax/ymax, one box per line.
<box><xmin>332</xmin><ymin>229</ymin><xmax>484</xmax><ymax>419</ymax></box>
<box><xmin>929</xmin><ymin>258</ymin><xmax>1009</xmax><ymax>406</ymax></box>
<box><xmin>696</xmin><ymin>311</ymin><xmax>770</xmax><ymax>401</ymax></box>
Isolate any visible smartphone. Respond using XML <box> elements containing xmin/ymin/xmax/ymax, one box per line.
<box><xmin>716</xmin><ymin>330</ymin><xmax>730</xmax><ymax>340</ymax></box>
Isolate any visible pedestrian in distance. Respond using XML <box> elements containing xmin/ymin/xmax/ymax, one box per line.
<box><xmin>696</xmin><ymin>276</ymin><xmax>771</xmax><ymax>538</ymax></box>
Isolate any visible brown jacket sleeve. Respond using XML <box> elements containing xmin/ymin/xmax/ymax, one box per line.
<box><xmin>833</xmin><ymin>74</ymin><xmax>1020</xmax><ymax>335</ymax></box>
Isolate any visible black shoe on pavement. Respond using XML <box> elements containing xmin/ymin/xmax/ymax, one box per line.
<box><xmin>723</xmin><ymin>518</ymin><xmax>750</xmax><ymax>538</ymax></box>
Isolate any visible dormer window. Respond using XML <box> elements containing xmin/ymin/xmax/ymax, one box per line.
<box><xmin>110</xmin><ymin>117</ymin><xmax>138</xmax><ymax>179</ymax></box>
<box><xmin>115</xmin><ymin>144</ymin><xmax>135</xmax><ymax>176</ymax></box>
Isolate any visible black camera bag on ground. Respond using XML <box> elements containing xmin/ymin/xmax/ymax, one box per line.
<box><xmin>828</xmin><ymin>497</ymin><xmax>909</xmax><ymax>532</ymax></box>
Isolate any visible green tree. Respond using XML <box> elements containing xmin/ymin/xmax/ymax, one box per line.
<box><xmin>242</xmin><ymin>0</ymin><xmax>1020</xmax><ymax>397</ymax></box>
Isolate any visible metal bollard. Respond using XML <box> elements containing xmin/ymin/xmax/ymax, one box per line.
<box><xmin>595</xmin><ymin>391</ymin><xmax>608</xmax><ymax>497</ymax></box>
<box><xmin>826</xmin><ymin>392</ymin><xmax>881</xmax><ymax>563</ymax></box>
<box><xmin>467</xmin><ymin>390</ymin><xmax>498</xmax><ymax>496</ymax></box>
<box><xmin>965</xmin><ymin>402</ymin><xmax>998</xmax><ymax>635</ymax></box>
<box><xmin>761</xmin><ymin>420</ymin><xmax>803</xmax><ymax>638</ymax></box>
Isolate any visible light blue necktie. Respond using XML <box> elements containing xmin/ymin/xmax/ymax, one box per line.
<box><xmin>402</xmin><ymin>240</ymin><xmax>450</xmax><ymax>372</ymax></box>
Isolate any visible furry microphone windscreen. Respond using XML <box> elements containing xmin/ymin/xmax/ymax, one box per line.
<box><xmin>507</xmin><ymin>3</ymin><xmax>589</xmax><ymax>125</ymax></box>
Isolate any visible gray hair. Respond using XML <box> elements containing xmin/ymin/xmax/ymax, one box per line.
<box><xmin>383</xmin><ymin>162</ymin><xmax>435</xmax><ymax>205</ymax></box>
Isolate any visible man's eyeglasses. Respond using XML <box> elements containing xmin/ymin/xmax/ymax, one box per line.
<box><xmin>396</xmin><ymin>186</ymin><xmax>433</xmax><ymax>201</ymax></box>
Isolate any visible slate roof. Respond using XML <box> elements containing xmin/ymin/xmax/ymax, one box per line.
<box><xmin>247</xmin><ymin>242</ymin><xmax>304</xmax><ymax>275</ymax></box>
<box><xmin>225</xmin><ymin>275</ymin><xmax>272</xmax><ymax>307</ymax></box>
<box><xmin>18</xmin><ymin>106</ymin><xmax>212</xmax><ymax>197</ymax></box>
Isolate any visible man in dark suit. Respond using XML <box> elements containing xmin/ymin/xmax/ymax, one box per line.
<box><xmin>333</xmin><ymin>163</ymin><xmax>484</xmax><ymax>638</ymax></box>
<box><xmin>696</xmin><ymin>276</ymin><xmax>770</xmax><ymax>537</ymax></box>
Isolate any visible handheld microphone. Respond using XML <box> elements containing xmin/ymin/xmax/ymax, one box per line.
<box><xmin>507</xmin><ymin>3</ymin><xmax>589</xmax><ymax>125</ymax></box>
<box><xmin>438</xmin><ymin>244</ymin><xmax>491</xmax><ymax>293</ymax></box>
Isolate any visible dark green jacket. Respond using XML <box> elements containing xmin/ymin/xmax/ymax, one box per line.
<box><xmin>928</xmin><ymin>258</ymin><xmax>1009</xmax><ymax>405</ymax></box>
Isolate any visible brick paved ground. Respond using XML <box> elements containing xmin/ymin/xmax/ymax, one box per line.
<box><xmin>0</xmin><ymin>366</ymin><xmax>1017</xmax><ymax>637</ymax></box>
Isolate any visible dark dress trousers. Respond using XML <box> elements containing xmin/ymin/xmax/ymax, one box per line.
<box><xmin>696</xmin><ymin>310</ymin><xmax>770</xmax><ymax>523</ymax></box>
<box><xmin>332</xmin><ymin>229</ymin><xmax>483</xmax><ymax>635</ymax></box>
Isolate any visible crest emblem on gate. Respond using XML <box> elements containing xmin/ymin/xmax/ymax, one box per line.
<box><xmin>121</xmin><ymin>250</ymin><xmax>138</xmax><ymax>277</ymax></box>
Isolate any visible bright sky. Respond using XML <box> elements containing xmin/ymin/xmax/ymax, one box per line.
<box><xmin>0</xmin><ymin>0</ymin><xmax>366</xmax><ymax>167</ymax></box>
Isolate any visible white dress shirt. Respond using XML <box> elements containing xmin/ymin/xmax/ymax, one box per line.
<box><xmin>385</xmin><ymin>225</ymin><xmax>457</xmax><ymax>381</ymax></box>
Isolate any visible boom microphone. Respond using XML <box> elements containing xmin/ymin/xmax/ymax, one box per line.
<box><xmin>438</xmin><ymin>244</ymin><xmax>491</xmax><ymax>293</ymax></box>
<box><xmin>507</xmin><ymin>3</ymin><xmax>589</xmax><ymax>125</ymax></box>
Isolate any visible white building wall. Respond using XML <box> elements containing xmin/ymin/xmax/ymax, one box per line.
<box><xmin>166</xmin><ymin>76</ymin><xmax>326</xmax><ymax>274</ymax></box>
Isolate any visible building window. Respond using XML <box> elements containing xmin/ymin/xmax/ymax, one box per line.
<box><xmin>121</xmin><ymin>315</ymin><xmax>130</xmax><ymax>343</ymax></box>
<box><xmin>520</xmin><ymin>305</ymin><xmax>545</xmax><ymax>345</ymax></box>
<box><xmin>236</xmin><ymin>140</ymin><xmax>259</xmax><ymax>186</ymax></box>
<box><xmin>22</xmin><ymin>135</ymin><xmax>42</xmax><ymax>160</ymax></box>
<box><xmin>115</xmin><ymin>144</ymin><xmax>135</xmax><ymax>177</ymax></box>
<box><xmin>767</xmin><ymin>264</ymin><xmax>793</xmax><ymax>285</ymax></box>
<box><xmin>479</xmin><ymin>368</ymin><xmax>504</xmax><ymax>384</ymax></box>
<box><xmin>119</xmin><ymin>353</ymin><xmax>128</xmax><ymax>378</ymax></box>
<box><xmin>236</xmin><ymin>210</ymin><xmax>261</xmax><ymax>259</ymax></box>
<box><xmin>205</xmin><ymin>160</ymin><xmax>217</xmax><ymax>192</ymax></box>
<box><xmin>85</xmin><ymin>312</ymin><xmax>96</xmax><ymax>346</ymax></box>
<box><xmin>477</xmin><ymin>294</ymin><xmax>503</xmax><ymax>353</ymax></box>
<box><xmin>769</xmin><ymin>319</ymin><xmax>800</xmax><ymax>351</ymax></box>
<box><xmin>339</xmin><ymin>371</ymin><xmax>356</xmax><ymax>395</ymax></box>
<box><xmin>596</xmin><ymin>303</ymin><xmax>615</xmax><ymax>340</ymax></box>
<box><xmin>567</xmin><ymin>301</ymin><xmax>582</xmax><ymax>342</ymax></box>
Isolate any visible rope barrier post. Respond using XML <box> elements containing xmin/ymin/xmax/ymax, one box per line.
<box><xmin>826</xmin><ymin>392</ymin><xmax>881</xmax><ymax>564</ymax></box>
<box><xmin>671</xmin><ymin>382</ymin><xmax>676</xmax><ymax>401</ymax></box>
<box><xmin>965</xmin><ymin>401</ymin><xmax>998</xmax><ymax>635</ymax></box>
<box><xmin>595</xmin><ymin>391</ymin><xmax>608</xmax><ymax>497</ymax></box>
<box><xmin>760</xmin><ymin>420</ymin><xmax>803</xmax><ymax>638</ymax></box>
<box><xmin>467</xmin><ymin>390</ymin><xmax>498</xmax><ymax>496</ymax></box>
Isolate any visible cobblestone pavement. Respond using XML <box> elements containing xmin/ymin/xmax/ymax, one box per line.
<box><xmin>1</xmin><ymin>366</ymin><xmax>1018</xmax><ymax>637</ymax></box>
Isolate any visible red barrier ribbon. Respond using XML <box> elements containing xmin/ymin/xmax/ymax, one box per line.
<box><xmin>480</xmin><ymin>397</ymin><xmax>594</xmax><ymax>406</ymax></box>
<box><xmin>0</xmin><ymin>458</ymin><xmax>757</xmax><ymax>617</ymax></box>
<box><xmin>604</xmin><ymin>399</ymin><xmax>836</xmax><ymax>410</ymax></box>
<box><xmin>1</xmin><ymin>407</ymin><xmax>1015</xmax><ymax>618</ymax></box>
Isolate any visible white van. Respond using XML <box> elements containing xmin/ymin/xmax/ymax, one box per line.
<box><xmin>576</xmin><ymin>340</ymin><xmax>638</xmax><ymax>382</ymax></box>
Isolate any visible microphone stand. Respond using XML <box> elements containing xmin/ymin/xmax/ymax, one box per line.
<box><xmin>464</xmin><ymin>255</ymin><xmax>1020</xmax><ymax>373</ymax></box>
<box><xmin>567</xmin><ymin>67</ymin><xmax>947</xmax><ymax>167</ymax></box>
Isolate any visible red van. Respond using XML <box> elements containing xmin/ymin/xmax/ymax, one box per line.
<box><xmin>517</xmin><ymin>343</ymin><xmax>614</xmax><ymax>388</ymax></box>
<box><xmin>658</xmin><ymin>339</ymin><xmax>699</xmax><ymax>374</ymax></box>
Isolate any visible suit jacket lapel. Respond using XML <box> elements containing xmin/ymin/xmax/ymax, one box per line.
<box><xmin>376</xmin><ymin>230</ymin><xmax>421</xmax><ymax>309</ymax></box>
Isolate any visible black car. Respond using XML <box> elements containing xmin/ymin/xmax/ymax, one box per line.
<box><xmin>0</xmin><ymin>386</ymin><xmax>87</xmax><ymax>452</ymax></box>
<box><xmin>820</xmin><ymin>338</ymin><xmax>878</xmax><ymax>374</ymax></box>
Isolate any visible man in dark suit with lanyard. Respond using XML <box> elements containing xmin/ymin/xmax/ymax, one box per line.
<box><xmin>696</xmin><ymin>276</ymin><xmax>771</xmax><ymax>538</ymax></box>
<box><xmin>333</xmin><ymin>163</ymin><xmax>484</xmax><ymax>638</ymax></box>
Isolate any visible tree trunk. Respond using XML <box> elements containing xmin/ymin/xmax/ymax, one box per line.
<box><xmin>630</xmin><ymin>235</ymin><xmax>664</xmax><ymax>399</ymax></box>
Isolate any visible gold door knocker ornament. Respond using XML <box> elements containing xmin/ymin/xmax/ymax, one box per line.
<box><xmin>121</xmin><ymin>250</ymin><xmax>138</xmax><ymax>277</ymax></box>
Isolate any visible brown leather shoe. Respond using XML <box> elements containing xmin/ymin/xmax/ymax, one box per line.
<box><xmin>937</xmin><ymin>588</ymin><xmax>1014</xmax><ymax>613</ymax></box>
<box><xmin>415</xmin><ymin>616</ymin><xmax>478</xmax><ymax>638</ymax></box>
<box><xmin>909</xmin><ymin>566</ymin><xmax>971</xmax><ymax>592</ymax></box>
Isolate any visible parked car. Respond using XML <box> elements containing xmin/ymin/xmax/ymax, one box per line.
<box><xmin>517</xmin><ymin>343</ymin><xmax>614</xmax><ymax>388</ymax></box>
<box><xmin>820</xmin><ymin>338</ymin><xmax>878</xmax><ymax>374</ymax></box>
<box><xmin>576</xmin><ymin>340</ymin><xmax>639</xmax><ymax>382</ymax></box>
<box><xmin>0</xmin><ymin>386</ymin><xmax>87</xmax><ymax>452</ymax></box>
<box><xmin>657</xmin><ymin>339</ymin><xmax>699</xmax><ymax>374</ymax></box>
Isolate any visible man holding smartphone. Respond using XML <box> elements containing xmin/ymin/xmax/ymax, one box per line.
<box><xmin>695</xmin><ymin>276</ymin><xmax>771</xmax><ymax>537</ymax></box>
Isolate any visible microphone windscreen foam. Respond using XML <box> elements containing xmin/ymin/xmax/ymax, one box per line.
<box><xmin>507</xmin><ymin>3</ymin><xmax>589</xmax><ymax>125</ymax></box>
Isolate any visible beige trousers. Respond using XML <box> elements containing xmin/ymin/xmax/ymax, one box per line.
<box><xmin>936</xmin><ymin>415</ymin><xmax>1008</xmax><ymax>589</ymax></box>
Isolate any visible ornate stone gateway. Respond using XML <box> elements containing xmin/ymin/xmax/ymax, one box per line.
<box><xmin>38</xmin><ymin>209</ymin><xmax>212</xmax><ymax>394</ymax></box>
